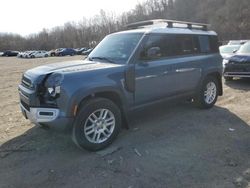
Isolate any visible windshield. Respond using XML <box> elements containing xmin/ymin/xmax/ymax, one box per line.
<box><xmin>219</xmin><ymin>45</ymin><xmax>240</xmax><ymax>54</ymax></box>
<box><xmin>89</xmin><ymin>33</ymin><xmax>143</xmax><ymax>64</ymax></box>
<box><xmin>237</xmin><ymin>42</ymin><xmax>250</xmax><ymax>54</ymax></box>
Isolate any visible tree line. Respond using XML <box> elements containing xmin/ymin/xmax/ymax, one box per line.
<box><xmin>1</xmin><ymin>0</ymin><xmax>250</xmax><ymax>51</ymax></box>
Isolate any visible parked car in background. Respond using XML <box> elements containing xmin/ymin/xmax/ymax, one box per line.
<box><xmin>29</xmin><ymin>51</ymin><xmax>49</xmax><ymax>58</ymax></box>
<box><xmin>82</xmin><ymin>48</ymin><xmax>93</xmax><ymax>55</ymax></box>
<box><xmin>75</xmin><ymin>48</ymin><xmax>87</xmax><ymax>55</ymax></box>
<box><xmin>228</xmin><ymin>40</ymin><xmax>248</xmax><ymax>45</ymax></box>
<box><xmin>24</xmin><ymin>51</ymin><xmax>35</xmax><ymax>58</ymax></box>
<box><xmin>18</xmin><ymin>51</ymin><xmax>32</xmax><ymax>58</ymax></box>
<box><xmin>2</xmin><ymin>50</ymin><xmax>19</xmax><ymax>57</ymax></box>
<box><xmin>55</xmin><ymin>48</ymin><xmax>65</xmax><ymax>56</ymax></box>
<box><xmin>19</xmin><ymin>19</ymin><xmax>222</xmax><ymax>151</ymax></box>
<box><xmin>0</xmin><ymin>52</ymin><xmax>3</xmax><ymax>56</ymax></box>
<box><xmin>18</xmin><ymin>52</ymin><xmax>25</xmax><ymax>58</ymax></box>
<box><xmin>219</xmin><ymin>44</ymin><xmax>241</xmax><ymax>59</ymax></box>
<box><xmin>224</xmin><ymin>41</ymin><xmax>250</xmax><ymax>81</ymax></box>
<box><xmin>49</xmin><ymin>49</ymin><xmax>56</xmax><ymax>56</ymax></box>
<box><xmin>56</xmin><ymin>48</ymin><xmax>76</xmax><ymax>56</ymax></box>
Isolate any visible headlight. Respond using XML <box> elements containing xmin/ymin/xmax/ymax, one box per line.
<box><xmin>222</xmin><ymin>59</ymin><xmax>229</xmax><ymax>67</ymax></box>
<box><xmin>45</xmin><ymin>73</ymin><xmax>64</xmax><ymax>97</ymax></box>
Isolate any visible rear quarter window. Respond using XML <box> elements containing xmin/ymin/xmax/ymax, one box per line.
<box><xmin>199</xmin><ymin>35</ymin><xmax>219</xmax><ymax>53</ymax></box>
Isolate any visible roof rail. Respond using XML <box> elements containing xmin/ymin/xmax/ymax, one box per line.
<box><xmin>125</xmin><ymin>19</ymin><xmax>209</xmax><ymax>31</ymax></box>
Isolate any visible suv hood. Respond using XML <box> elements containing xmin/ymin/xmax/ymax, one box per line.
<box><xmin>25</xmin><ymin>60</ymin><xmax>123</xmax><ymax>77</ymax></box>
<box><xmin>229</xmin><ymin>54</ymin><xmax>250</xmax><ymax>63</ymax></box>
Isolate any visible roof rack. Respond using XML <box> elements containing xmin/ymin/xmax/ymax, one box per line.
<box><xmin>125</xmin><ymin>19</ymin><xmax>209</xmax><ymax>31</ymax></box>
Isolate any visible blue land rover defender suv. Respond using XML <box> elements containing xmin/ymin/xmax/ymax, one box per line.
<box><xmin>19</xmin><ymin>20</ymin><xmax>223</xmax><ymax>151</ymax></box>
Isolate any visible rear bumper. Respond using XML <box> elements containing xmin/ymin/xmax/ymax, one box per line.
<box><xmin>20</xmin><ymin>103</ymin><xmax>74</xmax><ymax>131</ymax></box>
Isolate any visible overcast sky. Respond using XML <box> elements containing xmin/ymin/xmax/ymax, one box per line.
<box><xmin>1</xmin><ymin>0</ymin><xmax>145</xmax><ymax>36</ymax></box>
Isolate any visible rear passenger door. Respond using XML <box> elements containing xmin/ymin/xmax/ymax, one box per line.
<box><xmin>169</xmin><ymin>35</ymin><xmax>202</xmax><ymax>93</ymax></box>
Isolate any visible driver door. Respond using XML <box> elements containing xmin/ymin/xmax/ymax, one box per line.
<box><xmin>134</xmin><ymin>34</ymin><xmax>176</xmax><ymax>105</ymax></box>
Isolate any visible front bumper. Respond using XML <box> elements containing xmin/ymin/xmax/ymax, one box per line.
<box><xmin>224</xmin><ymin>63</ymin><xmax>250</xmax><ymax>78</ymax></box>
<box><xmin>19</xmin><ymin>83</ymin><xmax>73</xmax><ymax>131</ymax></box>
<box><xmin>20</xmin><ymin>103</ymin><xmax>74</xmax><ymax>130</ymax></box>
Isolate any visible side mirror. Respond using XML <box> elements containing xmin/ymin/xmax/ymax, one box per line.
<box><xmin>233</xmin><ymin>49</ymin><xmax>238</xmax><ymax>53</ymax></box>
<box><xmin>146</xmin><ymin>47</ymin><xmax>161</xmax><ymax>59</ymax></box>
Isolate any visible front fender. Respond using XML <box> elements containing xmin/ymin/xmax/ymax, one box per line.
<box><xmin>66</xmin><ymin>85</ymin><xmax>126</xmax><ymax>117</ymax></box>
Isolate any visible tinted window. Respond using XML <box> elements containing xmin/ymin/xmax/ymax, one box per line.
<box><xmin>141</xmin><ymin>34</ymin><xmax>200</xmax><ymax>60</ymax></box>
<box><xmin>174</xmin><ymin>35</ymin><xmax>197</xmax><ymax>55</ymax></box>
<box><xmin>199</xmin><ymin>36</ymin><xmax>210</xmax><ymax>53</ymax></box>
<box><xmin>141</xmin><ymin>35</ymin><xmax>175</xmax><ymax>59</ymax></box>
<box><xmin>199</xmin><ymin>35</ymin><xmax>219</xmax><ymax>53</ymax></box>
<box><xmin>209</xmin><ymin>36</ymin><xmax>219</xmax><ymax>53</ymax></box>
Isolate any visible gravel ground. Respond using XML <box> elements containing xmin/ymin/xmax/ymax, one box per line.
<box><xmin>0</xmin><ymin>56</ymin><xmax>250</xmax><ymax>188</ymax></box>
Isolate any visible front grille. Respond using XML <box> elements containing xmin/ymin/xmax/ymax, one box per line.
<box><xmin>21</xmin><ymin>75</ymin><xmax>33</xmax><ymax>89</ymax></box>
<box><xmin>229</xmin><ymin>60</ymin><xmax>250</xmax><ymax>64</ymax></box>
<box><xmin>21</xmin><ymin>100</ymin><xmax>30</xmax><ymax>111</ymax></box>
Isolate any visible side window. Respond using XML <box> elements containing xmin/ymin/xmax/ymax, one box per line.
<box><xmin>193</xmin><ymin>36</ymin><xmax>200</xmax><ymax>53</ymax></box>
<box><xmin>174</xmin><ymin>35</ymin><xmax>196</xmax><ymax>55</ymax></box>
<box><xmin>209</xmin><ymin>36</ymin><xmax>219</xmax><ymax>53</ymax></box>
<box><xmin>199</xmin><ymin>36</ymin><xmax>211</xmax><ymax>53</ymax></box>
<box><xmin>140</xmin><ymin>35</ymin><xmax>175</xmax><ymax>60</ymax></box>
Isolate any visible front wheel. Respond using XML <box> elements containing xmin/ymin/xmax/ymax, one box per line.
<box><xmin>195</xmin><ymin>76</ymin><xmax>219</xmax><ymax>109</ymax></box>
<box><xmin>72</xmin><ymin>98</ymin><xmax>121</xmax><ymax>151</ymax></box>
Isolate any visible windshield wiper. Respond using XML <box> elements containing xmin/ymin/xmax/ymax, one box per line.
<box><xmin>89</xmin><ymin>56</ymin><xmax>115</xmax><ymax>64</ymax></box>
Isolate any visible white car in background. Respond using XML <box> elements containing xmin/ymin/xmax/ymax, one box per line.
<box><xmin>24</xmin><ymin>51</ymin><xmax>35</xmax><ymax>58</ymax></box>
<box><xmin>228</xmin><ymin>40</ymin><xmax>248</xmax><ymax>45</ymax></box>
<box><xmin>18</xmin><ymin>51</ymin><xmax>30</xmax><ymax>58</ymax></box>
<box><xmin>29</xmin><ymin>51</ymin><xmax>49</xmax><ymax>58</ymax></box>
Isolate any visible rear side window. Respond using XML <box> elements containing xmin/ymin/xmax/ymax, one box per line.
<box><xmin>199</xmin><ymin>35</ymin><xmax>219</xmax><ymax>53</ymax></box>
<box><xmin>174</xmin><ymin>35</ymin><xmax>197</xmax><ymax>55</ymax></box>
<box><xmin>199</xmin><ymin>36</ymin><xmax>210</xmax><ymax>53</ymax></box>
<box><xmin>141</xmin><ymin>34</ymin><xmax>199</xmax><ymax>60</ymax></box>
<box><xmin>209</xmin><ymin>36</ymin><xmax>219</xmax><ymax>53</ymax></box>
<box><xmin>140</xmin><ymin>34</ymin><xmax>219</xmax><ymax>61</ymax></box>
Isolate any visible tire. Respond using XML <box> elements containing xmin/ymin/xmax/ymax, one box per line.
<box><xmin>72</xmin><ymin>98</ymin><xmax>121</xmax><ymax>151</ymax></box>
<box><xmin>31</xmin><ymin>55</ymin><xmax>35</xmax><ymax>58</ymax></box>
<box><xmin>45</xmin><ymin>54</ymin><xmax>48</xmax><ymax>57</ymax></box>
<box><xmin>195</xmin><ymin>76</ymin><xmax>219</xmax><ymax>109</ymax></box>
<box><xmin>224</xmin><ymin>76</ymin><xmax>233</xmax><ymax>81</ymax></box>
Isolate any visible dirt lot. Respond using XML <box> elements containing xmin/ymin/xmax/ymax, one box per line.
<box><xmin>0</xmin><ymin>56</ymin><xmax>250</xmax><ymax>188</ymax></box>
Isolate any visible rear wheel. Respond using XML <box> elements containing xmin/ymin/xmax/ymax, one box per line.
<box><xmin>195</xmin><ymin>76</ymin><xmax>219</xmax><ymax>109</ymax></box>
<box><xmin>72</xmin><ymin>98</ymin><xmax>121</xmax><ymax>151</ymax></box>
